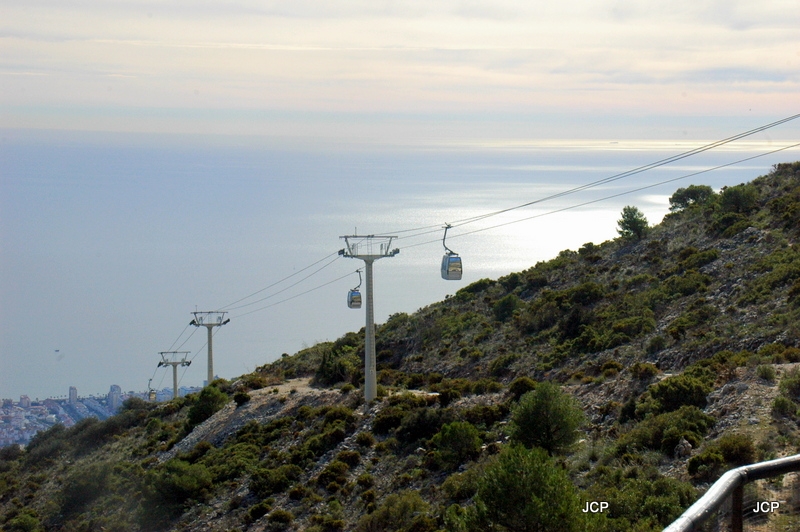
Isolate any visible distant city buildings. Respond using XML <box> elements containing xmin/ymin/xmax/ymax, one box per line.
<box><xmin>0</xmin><ymin>383</ymin><xmax>203</xmax><ymax>447</ymax></box>
<box><xmin>107</xmin><ymin>384</ymin><xmax>122</xmax><ymax>412</ymax></box>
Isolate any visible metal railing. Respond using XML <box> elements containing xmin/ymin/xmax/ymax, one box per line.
<box><xmin>664</xmin><ymin>453</ymin><xmax>800</xmax><ymax>532</ymax></box>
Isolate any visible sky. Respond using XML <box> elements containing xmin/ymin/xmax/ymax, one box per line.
<box><xmin>1</xmin><ymin>0</ymin><xmax>800</xmax><ymax>400</ymax></box>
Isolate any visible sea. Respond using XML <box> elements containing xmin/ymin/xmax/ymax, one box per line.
<box><xmin>1</xmin><ymin>128</ymin><xmax>798</xmax><ymax>398</ymax></box>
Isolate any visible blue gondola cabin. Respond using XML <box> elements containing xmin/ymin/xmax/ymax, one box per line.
<box><xmin>348</xmin><ymin>290</ymin><xmax>362</xmax><ymax>308</ymax></box>
<box><xmin>441</xmin><ymin>253</ymin><xmax>462</xmax><ymax>280</ymax></box>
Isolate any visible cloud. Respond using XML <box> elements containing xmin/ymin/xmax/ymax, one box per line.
<box><xmin>2</xmin><ymin>0</ymin><xmax>799</xmax><ymax>133</ymax></box>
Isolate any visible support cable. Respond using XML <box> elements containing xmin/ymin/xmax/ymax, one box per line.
<box><xmin>219</xmin><ymin>250</ymin><xmax>341</xmax><ymax>310</ymax></box>
<box><xmin>231</xmin><ymin>269</ymin><xmax>357</xmax><ymax>319</ymax></box>
<box><xmin>222</xmin><ymin>255</ymin><xmax>342</xmax><ymax>311</ymax></box>
<box><xmin>385</xmin><ymin>114</ymin><xmax>800</xmax><ymax>239</ymax></box>
<box><xmin>399</xmin><ymin>142</ymin><xmax>800</xmax><ymax>251</ymax></box>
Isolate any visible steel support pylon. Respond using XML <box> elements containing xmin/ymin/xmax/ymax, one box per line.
<box><xmin>339</xmin><ymin>235</ymin><xmax>398</xmax><ymax>402</ymax></box>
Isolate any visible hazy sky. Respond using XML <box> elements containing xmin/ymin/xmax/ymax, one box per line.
<box><xmin>1</xmin><ymin>1</ymin><xmax>800</xmax><ymax>400</ymax></box>
<box><xmin>2</xmin><ymin>0</ymin><xmax>799</xmax><ymax>139</ymax></box>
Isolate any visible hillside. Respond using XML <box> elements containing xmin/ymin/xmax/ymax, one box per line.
<box><xmin>2</xmin><ymin>162</ymin><xmax>800</xmax><ymax>532</ymax></box>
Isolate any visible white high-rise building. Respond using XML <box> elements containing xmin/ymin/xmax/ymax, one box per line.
<box><xmin>107</xmin><ymin>384</ymin><xmax>122</xmax><ymax>412</ymax></box>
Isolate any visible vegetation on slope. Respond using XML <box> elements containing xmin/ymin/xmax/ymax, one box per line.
<box><xmin>2</xmin><ymin>162</ymin><xmax>800</xmax><ymax>531</ymax></box>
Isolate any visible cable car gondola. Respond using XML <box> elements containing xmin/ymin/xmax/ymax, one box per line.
<box><xmin>441</xmin><ymin>224</ymin><xmax>463</xmax><ymax>280</ymax></box>
<box><xmin>348</xmin><ymin>269</ymin><xmax>363</xmax><ymax>309</ymax></box>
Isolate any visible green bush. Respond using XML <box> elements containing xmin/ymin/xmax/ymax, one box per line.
<box><xmin>584</xmin><ymin>467</ymin><xmax>696</xmax><ymax>528</ymax></box>
<box><xmin>395</xmin><ymin>407</ymin><xmax>455</xmax><ymax>445</ymax></box>
<box><xmin>663</xmin><ymin>270</ymin><xmax>711</xmax><ymax>298</ymax></box>
<box><xmin>568</xmin><ymin>281</ymin><xmax>605</xmax><ymax>305</ymax></box>
<box><xmin>355</xmin><ymin>490</ymin><xmax>435</xmax><ymax>532</ymax></box>
<box><xmin>251</xmin><ymin>465</ymin><xmax>302</xmax><ymax>498</ymax></box>
<box><xmin>268</xmin><ymin>509</ymin><xmax>294</xmax><ymax>528</ymax></box>
<box><xmin>757</xmin><ymin>365</ymin><xmax>776</xmax><ymax>382</ymax></box>
<box><xmin>719</xmin><ymin>183</ymin><xmax>758</xmax><ymax>213</ymax></box>
<box><xmin>246</xmin><ymin>501</ymin><xmax>272</xmax><ymax>523</ymax></box>
<box><xmin>187</xmin><ymin>385</ymin><xmax>229</xmax><ymax>428</ymax></box>
<box><xmin>355</xmin><ymin>431</ymin><xmax>375</xmax><ymax>447</ymax></box>
<box><xmin>146</xmin><ymin>459</ymin><xmax>213</xmax><ymax>516</ymax></box>
<box><xmin>24</xmin><ymin>424</ymin><xmax>68</xmax><ymax>466</ymax></box>
<box><xmin>431</xmin><ymin>421</ymin><xmax>482</xmax><ymax>469</ymax></box>
<box><xmin>234</xmin><ymin>391</ymin><xmax>251</xmax><ymax>407</ymax></box>
<box><xmin>336</xmin><ymin>450</ymin><xmax>361</xmax><ymax>467</ymax></box>
<box><xmin>493</xmin><ymin>294</ymin><xmax>521</xmax><ymax>322</ymax></box>
<box><xmin>772</xmin><ymin>396</ymin><xmax>796</xmax><ymax>417</ymax></box>
<box><xmin>617</xmin><ymin>205</ymin><xmax>649</xmax><ymax>240</ymax></box>
<box><xmin>714</xmin><ymin>433</ymin><xmax>756</xmax><ymax>466</ymax></box>
<box><xmin>452</xmin><ymin>444</ymin><xmax>585</xmax><ymax>532</ymax></box>
<box><xmin>616</xmin><ymin>405</ymin><xmax>715</xmax><ymax>456</ymax></box>
<box><xmin>649</xmin><ymin>373</ymin><xmax>711</xmax><ymax>413</ymax></box>
<box><xmin>631</xmin><ymin>362</ymin><xmax>659</xmax><ymax>380</ymax></box>
<box><xmin>60</xmin><ymin>461</ymin><xmax>114</xmax><ymax>516</ymax></box>
<box><xmin>669</xmin><ymin>185</ymin><xmax>715</xmax><ymax>211</ymax></box>
<box><xmin>489</xmin><ymin>353</ymin><xmax>520</xmax><ymax>377</ymax></box>
<box><xmin>687</xmin><ymin>450</ymin><xmax>725</xmax><ymax>481</ymax></box>
<box><xmin>780</xmin><ymin>367</ymin><xmax>800</xmax><ymax>400</ymax></box>
<box><xmin>4</xmin><ymin>510</ymin><xmax>43</xmax><ymax>532</ymax></box>
<box><xmin>508</xmin><ymin>376</ymin><xmax>537</xmax><ymax>401</ymax></box>
<box><xmin>317</xmin><ymin>460</ymin><xmax>350</xmax><ymax>488</ymax></box>
<box><xmin>509</xmin><ymin>381</ymin><xmax>586</xmax><ymax>454</ymax></box>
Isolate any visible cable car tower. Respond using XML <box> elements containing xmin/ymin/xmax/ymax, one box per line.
<box><xmin>441</xmin><ymin>224</ymin><xmax>463</xmax><ymax>280</ymax></box>
<box><xmin>339</xmin><ymin>235</ymin><xmax>399</xmax><ymax>402</ymax></box>
<box><xmin>190</xmin><ymin>311</ymin><xmax>230</xmax><ymax>386</ymax></box>
<box><xmin>157</xmin><ymin>351</ymin><xmax>191</xmax><ymax>400</ymax></box>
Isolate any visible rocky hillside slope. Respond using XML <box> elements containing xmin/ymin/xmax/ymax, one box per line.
<box><xmin>2</xmin><ymin>162</ymin><xmax>800</xmax><ymax>532</ymax></box>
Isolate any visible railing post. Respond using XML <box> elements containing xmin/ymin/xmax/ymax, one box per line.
<box><xmin>732</xmin><ymin>484</ymin><xmax>743</xmax><ymax>532</ymax></box>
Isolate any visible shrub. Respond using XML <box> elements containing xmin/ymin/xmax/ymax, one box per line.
<box><xmin>617</xmin><ymin>205</ymin><xmax>649</xmax><ymax>240</ymax></box>
<box><xmin>493</xmin><ymin>294</ymin><xmax>521</xmax><ymax>322</ymax></box>
<box><xmin>453</xmin><ymin>444</ymin><xmax>585</xmax><ymax>532</ymax></box>
<box><xmin>508</xmin><ymin>376</ymin><xmax>537</xmax><ymax>401</ymax></box>
<box><xmin>317</xmin><ymin>460</ymin><xmax>350</xmax><ymax>488</ymax></box>
<box><xmin>246</xmin><ymin>501</ymin><xmax>272</xmax><ymax>523</ymax></box>
<box><xmin>355</xmin><ymin>431</ymin><xmax>375</xmax><ymax>447</ymax></box>
<box><xmin>268</xmin><ymin>509</ymin><xmax>294</xmax><ymax>528</ymax></box>
<box><xmin>715</xmin><ymin>433</ymin><xmax>756</xmax><ymax>466</ymax></box>
<box><xmin>234</xmin><ymin>391</ymin><xmax>251</xmax><ymax>407</ymax></box>
<box><xmin>757</xmin><ymin>365</ymin><xmax>776</xmax><ymax>382</ymax></box>
<box><xmin>356</xmin><ymin>473</ymin><xmax>374</xmax><ymax>489</ymax></box>
<box><xmin>568</xmin><ymin>281</ymin><xmax>605</xmax><ymax>305</ymax></box>
<box><xmin>251</xmin><ymin>465</ymin><xmax>302</xmax><ymax>498</ymax></box>
<box><xmin>187</xmin><ymin>385</ymin><xmax>229</xmax><ymax>428</ymax></box>
<box><xmin>396</xmin><ymin>407</ymin><xmax>454</xmax><ymax>445</ymax></box>
<box><xmin>601</xmin><ymin>360</ymin><xmax>624</xmax><ymax>378</ymax></box>
<box><xmin>649</xmin><ymin>373</ymin><xmax>711</xmax><ymax>413</ymax></box>
<box><xmin>719</xmin><ymin>183</ymin><xmax>758</xmax><ymax>213</ymax></box>
<box><xmin>780</xmin><ymin>367</ymin><xmax>800</xmax><ymax>400</ymax></box>
<box><xmin>4</xmin><ymin>511</ymin><xmax>42</xmax><ymax>532</ymax></box>
<box><xmin>489</xmin><ymin>353</ymin><xmax>520</xmax><ymax>377</ymax></box>
<box><xmin>669</xmin><ymin>185</ymin><xmax>715</xmax><ymax>210</ymax></box>
<box><xmin>431</xmin><ymin>421</ymin><xmax>482</xmax><ymax>469</ymax></box>
<box><xmin>24</xmin><ymin>423</ymin><xmax>68</xmax><ymax>466</ymax></box>
<box><xmin>336</xmin><ymin>450</ymin><xmax>361</xmax><ymax>467</ymax></box>
<box><xmin>631</xmin><ymin>362</ymin><xmax>659</xmax><ymax>380</ymax></box>
<box><xmin>355</xmin><ymin>490</ymin><xmax>435</xmax><ymax>532</ymax></box>
<box><xmin>60</xmin><ymin>461</ymin><xmax>113</xmax><ymax>516</ymax></box>
<box><xmin>509</xmin><ymin>382</ymin><xmax>586</xmax><ymax>454</ymax></box>
<box><xmin>146</xmin><ymin>459</ymin><xmax>213</xmax><ymax>515</ymax></box>
<box><xmin>772</xmin><ymin>396</ymin><xmax>796</xmax><ymax>417</ymax></box>
<box><xmin>663</xmin><ymin>270</ymin><xmax>711</xmax><ymax>298</ymax></box>
<box><xmin>616</xmin><ymin>406</ymin><xmax>715</xmax><ymax>456</ymax></box>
